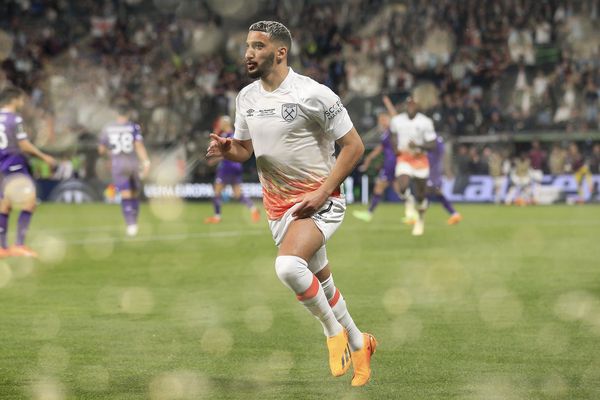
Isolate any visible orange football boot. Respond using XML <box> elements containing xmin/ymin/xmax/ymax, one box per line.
<box><xmin>326</xmin><ymin>329</ymin><xmax>351</xmax><ymax>377</ymax></box>
<box><xmin>447</xmin><ymin>213</ymin><xmax>463</xmax><ymax>225</ymax></box>
<box><xmin>351</xmin><ymin>333</ymin><xmax>377</xmax><ymax>387</ymax></box>
<box><xmin>10</xmin><ymin>245</ymin><xmax>38</xmax><ymax>258</ymax></box>
<box><xmin>204</xmin><ymin>216</ymin><xmax>221</xmax><ymax>224</ymax></box>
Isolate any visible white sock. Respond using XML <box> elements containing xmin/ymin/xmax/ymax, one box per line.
<box><xmin>275</xmin><ymin>256</ymin><xmax>342</xmax><ymax>337</ymax></box>
<box><xmin>320</xmin><ymin>275</ymin><xmax>364</xmax><ymax>351</ymax></box>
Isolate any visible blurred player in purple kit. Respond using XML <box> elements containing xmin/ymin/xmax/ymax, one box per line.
<box><xmin>98</xmin><ymin>105</ymin><xmax>151</xmax><ymax>236</ymax></box>
<box><xmin>352</xmin><ymin>112</ymin><xmax>395</xmax><ymax>222</ymax></box>
<box><xmin>426</xmin><ymin>137</ymin><xmax>462</xmax><ymax>225</ymax></box>
<box><xmin>204</xmin><ymin>115</ymin><xmax>260</xmax><ymax>224</ymax></box>
<box><xmin>0</xmin><ymin>87</ymin><xmax>56</xmax><ymax>258</ymax></box>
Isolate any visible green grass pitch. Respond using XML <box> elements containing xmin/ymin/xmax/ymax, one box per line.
<box><xmin>0</xmin><ymin>202</ymin><xmax>599</xmax><ymax>399</ymax></box>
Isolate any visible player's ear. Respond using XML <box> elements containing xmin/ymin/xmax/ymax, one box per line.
<box><xmin>276</xmin><ymin>46</ymin><xmax>287</xmax><ymax>63</ymax></box>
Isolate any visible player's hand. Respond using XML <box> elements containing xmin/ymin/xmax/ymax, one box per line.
<box><xmin>292</xmin><ymin>188</ymin><xmax>329</xmax><ymax>219</ymax></box>
<box><xmin>206</xmin><ymin>133</ymin><xmax>232</xmax><ymax>158</ymax></box>
<box><xmin>408</xmin><ymin>141</ymin><xmax>422</xmax><ymax>153</ymax></box>
<box><xmin>140</xmin><ymin>161</ymin><xmax>151</xmax><ymax>179</ymax></box>
<box><xmin>358</xmin><ymin>162</ymin><xmax>369</xmax><ymax>173</ymax></box>
<box><xmin>43</xmin><ymin>155</ymin><xmax>57</xmax><ymax>168</ymax></box>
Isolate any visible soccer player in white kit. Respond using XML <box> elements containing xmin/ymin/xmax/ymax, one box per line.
<box><xmin>206</xmin><ymin>21</ymin><xmax>376</xmax><ymax>386</ymax></box>
<box><xmin>390</xmin><ymin>97</ymin><xmax>437</xmax><ymax>236</ymax></box>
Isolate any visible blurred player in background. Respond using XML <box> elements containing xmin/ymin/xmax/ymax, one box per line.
<box><xmin>204</xmin><ymin>115</ymin><xmax>260</xmax><ymax>224</ymax></box>
<box><xmin>389</xmin><ymin>96</ymin><xmax>437</xmax><ymax>236</ymax></box>
<box><xmin>566</xmin><ymin>142</ymin><xmax>592</xmax><ymax>203</ymax></box>
<box><xmin>98</xmin><ymin>104</ymin><xmax>150</xmax><ymax>236</ymax></box>
<box><xmin>0</xmin><ymin>87</ymin><xmax>56</xmax><ymax>257</ymax></box>
<box><xmin>427</xmin><ymin>137</ymin><xmax>462</xmax><ymax>224</ymax></box>
<box><xmin>207</xmin><ymin>21</ymin><xmax>376</xmax><ymax>386</ymax></box>
<box><xmin>504</xmin><ymin>152</ymin><xmax>533</xmax><ymax>205</ymax></box>
<box><xmin>352</xmin><ymin>111</ymin><xmax>395</xmax><ymax>222</ymax></box>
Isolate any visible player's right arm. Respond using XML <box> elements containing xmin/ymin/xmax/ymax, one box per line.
<box><xmin>383</xmin><ymin>95</ymin><xmax>398</xmax><ymax>116</ymax></box>
<box><xmin>206</xmin><ymin>135</ymin><xmax>253</xmax><ymax>162</ymax></box>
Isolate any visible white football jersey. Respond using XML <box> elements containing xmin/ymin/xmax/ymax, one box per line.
<box><xmin>234</xmin><ymin>68</ymin><xmax>354</xmax><ymax>220</ymax></box>
<box><xmin>389</xmin><ymin>112</ymin><xmax>437</xmax><ymax>153</ymax></box>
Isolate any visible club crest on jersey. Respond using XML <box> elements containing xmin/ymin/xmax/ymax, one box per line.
<box><xmin>281</xmin><ymin>103</ymin><xmax>298</xmax><ymax>122</ymax></box>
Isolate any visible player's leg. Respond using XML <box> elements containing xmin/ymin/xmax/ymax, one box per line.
<box><xmin>9</xmin><ymin>178</ymin><xmax>38</xmax><ymax>257</ymax></box>
<box><xmin>277</xmin><ymin>218</ymin><xmax>349</xmax><ymax>377</ymax></box>
<box><xmin>411</xmin><ymin>176</ymin><xmax>428</xmax><ymax>236</ymax></box>
<box><xmin>353</xmin><ymin>175</ymin><xmax>388</xmax><ymax>222</ymax></box>
<box><xmin>205</xmin><ymin>181</ymin><xmax>224</xmax><ymax>224</ymax></box>
<box><xmin>429</xmin><ymin>186</ymin><xmax>462</xmax><ymax>224</ymax></box>
<box><xmin>232</xmin><ymin>183</ymin><xmax>260</xmax><ymax>222</ymax></box>
<box><xmin>310</xmin><ymin>253</ymin><xmax>376</xmax><ymax>386</ymax></box>
<box><xmin>394</xmin><ymin>173</ymin><xmax>417</xmax><ymax>224</ymax></box>
<box><xmin>0</xmin><ymin>196</ymin><xmax>11</xmax><ymax>258</ymax></box>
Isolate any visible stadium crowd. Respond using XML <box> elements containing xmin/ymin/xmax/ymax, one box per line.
<box><xmin>1</xmin><ymin>0</ymin><xmax>600</xmax><ymax>180</ymax></box>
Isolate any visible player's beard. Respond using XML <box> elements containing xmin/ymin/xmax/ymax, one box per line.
<box><xmin>247</xmin><ymin>52</ymin><xmax>275</xmax><ymax>79</ymax></box>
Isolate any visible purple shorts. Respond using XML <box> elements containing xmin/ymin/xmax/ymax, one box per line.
<box><xmin>113</xmin><ymin>170</ymin><xmax>141</xmax><ymax>192</ymax></box>
<box><xmin>427</xmin><ymin>172</ymin><xmax>443</xmax><ymax>189</ymax></box>
<box><xmin>216</xmin><ymin>171</ymin><xmax>243</xmax><ymax>185</ymax></box>
<box><xmin>377</xmin><ymin>165</ymin><xmax>396</xmax><ymax>183</ymax></box>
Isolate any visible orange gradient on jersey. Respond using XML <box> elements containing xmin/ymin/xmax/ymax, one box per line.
<box><xmin>260</xmin><ymin>174</ymin><xmax>324</xmax><ymax>219</ymax></box>
<box><xmin>397</xmin><ymin>153</ymin><xmax>430</xmax><ymax>169</ymax></box>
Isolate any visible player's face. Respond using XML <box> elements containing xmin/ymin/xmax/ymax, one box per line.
<box><xmin>245</xmin><ymin>31</ymin><xmax>276</xmax><ymax>79</ymax></box>
<box><xmin>377</xmin><ymin>114</ymin><xmax>390</xmax><ymax>130</ymax></box>
<box><xmin>14</xmin><ymin>95</ymin><xmax>25</xmax><ymax>111</ymax></box>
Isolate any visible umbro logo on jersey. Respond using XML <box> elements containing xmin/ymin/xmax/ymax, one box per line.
<box><xmin>282</xmin><ymin>103</ymin><xmax>298</xmax><ymax>122</ymax></box>
<box><xmin>247</xmin><ymin>109</ymin><xmax>255</xmax><ymax>117</ymax></box>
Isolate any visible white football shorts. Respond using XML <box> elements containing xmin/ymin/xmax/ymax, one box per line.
<box><xmin>268</xmin><ymin>196</ymin><xmax>346</xmax><ymax>247</ymax></box>
<box><xmin>395</xmin><ymin>161</ymin><xmax>430</xmax><ymax>179</ymax></box>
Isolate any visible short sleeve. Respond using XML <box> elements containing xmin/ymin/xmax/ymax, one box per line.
<box><xmin>15</xmin><ymin>116</ymin><xmax>28</xmax><ymax>140</ymax></box>
<box><xmin>305</xmin><ymin>84</ymin><xmax>353</xmax><ymax>140</ymax></box>
<box><xmin>133</xmin><ymin>124</ymin><xmax>143</xmax><ymax>142</ymax></box>
<box><xmin>423</xmin><ymin>118</ymin><xmax>437</xmax><ymax>142</ymax></box>
<box><xmin>234</xmin><ymin>93</ymin><xmax>251</xmax><ymax>141</ymax></box>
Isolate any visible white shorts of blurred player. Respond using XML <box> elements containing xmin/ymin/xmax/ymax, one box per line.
<box><xmin>269</xmin><ymin>196</ymin><xmax>346</xmax><ymax>274</ymax></box>
<box><xmin>395</xmin><ymin>161</ymin><xmax>429</xmax><ymax>179</ymax></box>
<box><xmin>505</xmin><ymin>172</ymin><xmax>532</xmax><ymax>204</ymax></box>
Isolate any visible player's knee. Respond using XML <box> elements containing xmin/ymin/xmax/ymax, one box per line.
<box><xmin>275</xmin><ymin>255</ymin><xmax>310</xmax><ymax>293</ymax></box>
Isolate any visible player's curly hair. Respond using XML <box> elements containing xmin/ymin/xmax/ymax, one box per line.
<box><xmin>249</xmin><ymin>21</ymin><xmax>292</xmax><ymax>51</ymax></box>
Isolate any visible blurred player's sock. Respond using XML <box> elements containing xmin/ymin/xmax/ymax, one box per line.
<box><xmin>438</xmin><ymin>194</ymin><xmax>456</xmax><ymax>215</ymax></box>
<box><xmin>239</xmin><ymin>194</ymin><xmax>254</xmax><ymax>209</ymax></box>
<box><xmin>368</xmin><ymin>194</ymin><xmax>381</xmax><ymax>213</ymax></box>
<box><xmin>352</xmin><ymin>210</ymin><xmax>372</xmax><ymax>222</ymax></box>
<box><xmin>447</xmin><ymin>212</ymin><xmax>462</xmax><ymax>225</ymax></box>
<box><xmin>351</xmin><ymin>333</ymin><xmax>377</xmax><ymax>386</ymax></box>
<box><xmin>403</xmin><ymin>192</ymin><xmax>418</xmax><ymax>224</ymax></box>
<box><xmin>132</xmin><ymin>198</ymin><xmax>140</xmax><ymax>222</ymax></box>
<box><xmin>121</xmin><ymin>199</ymin><xmax>137</xmax><ymax>226</ymax></box>
<box><xmin>320</xmin><ymin>275</ymin><xmax>364</xmax><ymax>351</ymax></box>
<box><xmin>0</xmin><ymin>213</ymin><xmax>8</xmax><ymax>249</ymax></box>
<box><xmin>16</xmin><ymin>210</ymin><xmax>32</xmax><ymax>246</ymax></box>
<box><xmin>213</xmin><ymin>195</ymin><xmax>222</xmax><ymax>215</ymax></box>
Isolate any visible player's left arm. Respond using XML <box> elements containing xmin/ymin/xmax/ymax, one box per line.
<box><xmin>293</xmin><ymin>128</ymin><xmax>364</xmax><ymax>219</ymax></box>
<box><xmin>18</xmin><ymin>139</ymin><xmax>56</xmax><ymax>167</ymax></box>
